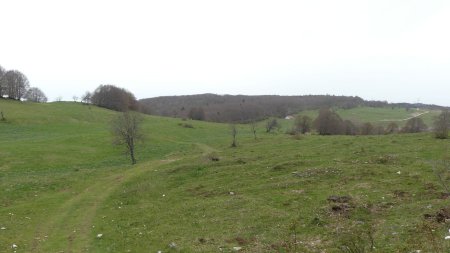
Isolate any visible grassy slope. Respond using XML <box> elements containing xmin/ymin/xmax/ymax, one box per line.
<box><xmin>1</xmin><ymin>100</ymin><xmax>449</xmax><ymax>252</ymax></box>
<box><xmin>291</xmin><ymin>106</ymin><xmax>440</xmax><ymax>127</ymax></box>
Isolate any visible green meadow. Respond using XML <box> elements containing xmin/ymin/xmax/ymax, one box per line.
<box><xmin>1</xmin><ymin>100</ymin><xmax>449</xmax><ymax>252</ymax></box>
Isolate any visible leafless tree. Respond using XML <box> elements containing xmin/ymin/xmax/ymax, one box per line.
<box><xmin>313</xmin><ymin>108</ymin><xmax>344</xmax><ymax>135</ymax></box>
<box><xmin>91</xmin><ymin>84</ymin><xmax>139</xmax><ymax>112</ymax></box>
<box><xmin>360</xmin><ymin>122</ymin><xmax>374</xmax><ymax>135</ymax></box>
<box><xmin>72</xmin><ymin>96</ymin><xmax>79</xmax><ymax>102</ymax></box>
<box><xmin>250</xmin><ymin>121</ymin><xmax>257</xmax><ymax>139</ymax></box>
<box><xmin>434</xmin><ymin>110</ymin><xmax>450</xmax><ymax>139</ymax></box>
<box><xmin>111</xmin><ymin>111</ymin><xmax>144</xmax><ymax>165</ymax></box>
<box><xmin>294</xmin><ymin>115</ymin><xmax>312</xmax><ymax>134</ymax></box>
<box><xmin>385</xmin><ymin>122</ymin><xmax>399</xmax><ymax>134</ymax></box>
<box><xmin>188</xmin><ymin>107</ymin><xmax>205</xmax><ymax>120</ymax></box>
<box><xmin>25</xmin><ymin>87</ymin><xmax>48</xmax><ymax>103</ymax></box>
<box><xmin>1</xmin><ymin>70</ymin><xmax>29</xmax><ymax>100</ymax></box>
<box><xmin>81</xmin><ymin>91</ymin><xmax>92</xmax><ymax>104</ymax></box>
<box><xmin>266</xmin><ymin>118</ymin><xmax>280</xmax><ymax>133</ymax></box>
<box><xmin>402</xmin><ymin>117</ymin><xmax>428</xmax><ymax>133</ymax></box>
<box><xmin>230</xmin><ymin>124</ymin><xmax>238</xmax><ymax>147</ymax></box>
<box><xmin>343</xmin><ymin>120</ymin><xmax>358</xmax><ymax>135</ymax></box>
<box><xmin>55</xmin><ymin>96</ymin><xmax>63</xmax><ymax>102</ymax></box>
<box><xmin>0</xmin><ymin>65</ymin><xmax>6</xmax><ymax>97</ymax></box>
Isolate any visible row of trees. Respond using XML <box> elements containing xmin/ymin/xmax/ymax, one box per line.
<box><xmin>0</xmin><ymin>65</ymin><xmax>47</xmax><ymax>102</ymax></box>
<box><xmin>309</xmin><ymin>108</ymin><xmax>432</xmax><ymax>136</ymax></box>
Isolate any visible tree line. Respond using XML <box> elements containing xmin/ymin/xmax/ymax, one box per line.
<box><xmin>281</xmin><ymin>108</ymin><xmax>449</xmax><ymax>139</ymax></box>
<box><xmin>0</xmin><ymin>64</ymin><xmax>47</xmax><ymax>102</ymax></box>
<box><xmin>139</xmin><ymin>94</ymin><xmax>448</xmax><ymax>123</ymax></box>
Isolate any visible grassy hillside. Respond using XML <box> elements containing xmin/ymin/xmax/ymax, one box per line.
<box><xmin>1</xmin><ymin>100</ymin><xmax>449</xmax><ymax>252</ymax></box>
<box><xmin>291</xmin><ymin>106</ymin><xmax>440</xmax><ymax>127</ymax></box>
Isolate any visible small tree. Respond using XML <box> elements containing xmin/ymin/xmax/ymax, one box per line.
<box><xmin>188</xmin><ymin>107</ymin><xmax>205</xmax><ymax>120</ymax></box>
<box><xmin>72</xmin><ymin>95</ymin><xmax>79</xmax><ymax>102</ymax></box>
<box><xmin>313</xmin><ymin>108</ymin><xmax>344</xmax><ymax>135</ymax></box>
<box><xmin>434</xmin><ymin>110</ymin><xmax>450</xmax><ymax>139</ymax></box>
<box><xmin>385</xmin><ymin>122</ymin><xmax>399</xmax><ymax>134</ymax></box>
<box><xmin>111</xmin><ymin>111</ymin><xmax>144</xmax><ymax>165</ymax></box>
<box><xmin>294</xmin><ymin>115</ymin><xmax>312</xmax><ymax>134</ymax></box>
<box><xmin>230</xmin><ymin>124</ymin><xmax>238</xmax><ymax>147</ymax></box>
<box><xmin>360</xmin><ymin>122</ymin><xmax>374</xmax><ymax>135</ymax></box>
<box><xmin>81</xmin><ymin>91</ymin><xmax>92</xmax><ymax>104</ymax></box>
<box><xmin>25</xmin><ymin>87</ymin><xmax>48</xmax><ymax>103</ymax></box>
<box><xmin>402</xmin><ymin>117</ymin><xmax>428</xmax><ymax>133</ymax></box>
<box><xmin>343</xmin><ymin>120</ymin><xmax>358</xmax><ymax>135</ymax></box>
<box><xmin>266</xmin><ymin>118</ymin><xmax>280</xmax><ymax>133</ymax></box>
<box><xmin>250</xmin><ymin>121</ymin><xmax>257</xmax><ymax>139</ymax></box>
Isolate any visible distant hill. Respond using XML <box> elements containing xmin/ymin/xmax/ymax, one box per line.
<box><xmin>139</xmin><ymin>94</ymin><xmax>446</xmax><ymax>123</ymax></box>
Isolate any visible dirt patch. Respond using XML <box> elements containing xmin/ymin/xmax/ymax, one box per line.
<box><xmin>371</xmin><ymin>154</ymin><xmax>398</xmax><ymax>165</ymax></box>
<box><xmin>424</xmin><ymin>207</ymin><xmax>450</xmax><ymax>223</ymax></box>
<box><xmin>327</xmin><ymin>195</ymin><xmax>354</xmax><ymax>217</ymax></box>
<box><xmin>226</xmin><ymin>237</ymin><xmax>254</xmax><ymax>246</ymax></box>
<box><xmin>393</xmin><ymin>190</ymin><xmax>410</xmax><ymax>199</ymax></box>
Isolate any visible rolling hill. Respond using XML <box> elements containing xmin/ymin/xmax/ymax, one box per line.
<box><xmin>1</xmin><ymin>99</ymin><xmax>449</xmax><ymax>252</ymax></box>
<box><xmin>139</xmin><ymin>93</ymin><xmax>446</xmax><ymax>123</ymax></box>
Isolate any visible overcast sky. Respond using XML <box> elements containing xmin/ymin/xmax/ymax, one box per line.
<box><xmin>1</xmin><ymin>0</ymin><xmax>449</xmax><ymax>105</ymax></box>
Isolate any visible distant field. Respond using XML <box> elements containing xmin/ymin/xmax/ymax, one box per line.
<box><xmin>1</xmin><ymin>100</ymin><xmax>449</xmax><ymax>252</ymax></box>
<box><xmin>290</xmin><ymin>106</ymin><xmax>441</xmax><ymax>127</ymax></box>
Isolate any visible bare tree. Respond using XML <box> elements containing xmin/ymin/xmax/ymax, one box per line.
<box><xmin>1</xmin><ymin>70</ymin><xmax>29</xmax><ymax>100</ymax></box>
<box><xmin>72</xmin><ymin>96</ymin><xmax>79</xmax><ymax>102</ymax></box>
<box><xmin>360</xmin><ymin>122</ymin><xmax>374</xmax><ymax>135</ymax></box>
<box><xmin>81</xmin><ymin>91</ymin><xmax>92</xmax><ymax>104</ymax></box>
<box><xmin>188</xmin><ymin>107</ymin><xmax>205</xmax><ymax>120</ymax></box>
<box><xmin>0</xmin><ymin>65</ymin><xmax>6</xmax><ymax>97</ymax></box>
<box><xmin>294</xmin><ymin>115</ymin><xmax>312</xmax><ymax>134</ymax></box>
<box><xmin>112</xmin><ymin>111</ymin><xmax>144</xmax><ymax>165</ymax></box>
<box><xmin>265</xmin><ymin>118</ymin><xmax>280</xmax><ymax>133</ymax></box>
<box><xmin>25</xmin><ymin>87</ymin><xmax>48</xmax><ymax>103</ymax></box>
<box><xmin>250</xmin><ymin>121</ymin><xmax>257</xmax><ymax>139</ymax></box>
<box><xmin>230</xmin><ymin>124</ymin><xmax>238</xmax><ymax>147</ymax></box>
<box><xmin>343</xmin><ymin>120</ymin><xmax>358</xmax><ymax>135</ymax></box>
<box><xmin>313</xmin><ymin>108</ymin><xmax>344</xmax><ymax>135</ymax></box>
<box><xmin>434</xmin><ymin>110</ymin><xmax>450</xmax><ymax>139</ymax></box>
<box><xmin>91</xmin><ymin>84</ymin><xmax>139</xmax><ymax>112</ymax></box>
<box><xmin>385</xmin><ymin>122</ymin><xmax>399</xmax><ymax>134</ymax></box>
<box><xmin>402</xmin><ymin>117</ymin><xmax>428</xmax><ymax>133</ymax></box>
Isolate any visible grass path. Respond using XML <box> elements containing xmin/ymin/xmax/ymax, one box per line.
<box><xmin>29</xmin><ymin>143</ymin><xmax>218</xmax><ymax>253</ymax></box>
<box><xmin>30</xmin><ymin>159</ymin><xmax>175</xmax><ymax>253</ymax></box>
<box><xmin>379</xmin><ymin>110</ymin><xmax>429</xmax><ymax>122</ymax></box>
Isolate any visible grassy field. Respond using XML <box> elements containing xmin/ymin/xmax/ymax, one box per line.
<box><xmin>290</xmin><ymin>106</ymin><xmax>440</xmax><ymax>128</ymax></box>
<box><xmin>1</xmin><ymin>100</ymin><xmax>449</xmax><ymax>252</ymax></box>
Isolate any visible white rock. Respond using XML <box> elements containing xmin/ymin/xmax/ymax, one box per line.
<box><xmin>162</xmin><ymin>194</ymin><xmax>166</xmax><ymax>197</ymax></box>
<box><xmin>233</xmin><ymin>246</ymin><xmax>242</xmax><ymax>251</ymax></box>
<box><xmin>169</xmin><ymin>242</ymin><xmax>177</xmax><ymax>248</ymax></box>
<box><xmin>229</xmin><ymin>192</ymin><xmax>235</xmax><ymax>195</ymax></box>
<box><xmin>157</xmin><ymin>251</ymin><xmax>162</xmax><ymax>253</ymax></box>
<box><xmin>97</xmin><ymin>233</ymin><xmax>103</xmax><ymax>238</ymax></box>
<box><xmin>1</xmin><ymin>227</ymin><xmax>6</xmax><ymax>230</ymax></box>
<box><xmin>397</xmin><ymin>171</ymin><xmax>401</xmax><ymax>174</ymax></box>
<box><xmin>12</xmin><ymin>244</ymin><xmax>18</xmax><ymax>249</ymax></box>
<box><xmin>445</xmin><ymin>236</ymin><xmax>450</xmax><ymax>240</ymax></box>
